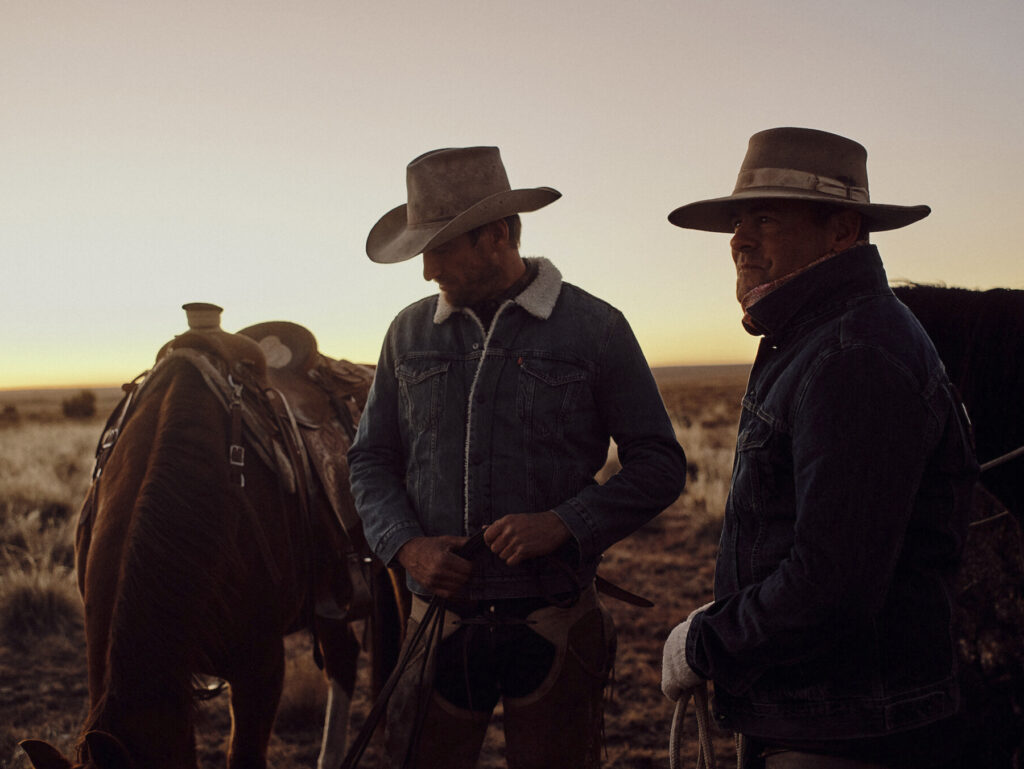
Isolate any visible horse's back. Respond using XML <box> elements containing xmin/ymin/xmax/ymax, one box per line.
<box><xmin>892</xmin><ymin>283</ymin><xmax>1024</xmax><ymax>522</ymax></box>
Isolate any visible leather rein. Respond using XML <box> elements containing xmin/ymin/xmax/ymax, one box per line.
<box><xmin>966</xmin><ymin>443</ymin><xmax>1024</xmax><ymax>529</ymax></box>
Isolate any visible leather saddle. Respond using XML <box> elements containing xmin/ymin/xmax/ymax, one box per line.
<box><xmin>154</xmin><ymin>303</ymin><xmax>376</xmax><ymax>621</ymax></box>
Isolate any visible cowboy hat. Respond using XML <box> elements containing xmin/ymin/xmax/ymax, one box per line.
<box><xmin>366</xmin><ymin>146</ymin><xmax>561</xmax><ymax>264</ymax></box>
<box><xmin>668</xmin><ymin>127</ymin><xmax>930</xmax><ymax>233</ymax></box>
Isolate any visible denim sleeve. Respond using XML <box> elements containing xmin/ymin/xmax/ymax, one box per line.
<box><xmin>553</xmin><ymin>310</ymin><xmax>687</xmax><ymax>561</ymax></box>
<box><xmin>689</xmin><ymin>345</ymin><xmax>935</xmax><ymax>694</ymax></box>
<box><xmin>348</xmin><ymin>328</ymin><xmax>425</xmax><ymax>567</ymax></box>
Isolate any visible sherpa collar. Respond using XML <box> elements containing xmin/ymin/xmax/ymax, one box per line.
<box><xmin>433</xmin><ymin>257</ymin><xmax>562</xmax><ymax>324</ymax></box>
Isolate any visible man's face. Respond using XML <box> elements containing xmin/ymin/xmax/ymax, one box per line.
<box><xmin>422</xmin><ymin>230</ymin><xmax>505</xmax><ymax>307</ymax></box>
<box><xmin>729</xmin><ymin>200</ymin><xmax>836</xmax><ymax>303</ymax></box>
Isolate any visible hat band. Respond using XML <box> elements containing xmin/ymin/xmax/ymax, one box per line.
<box><xmin>409</xmin><ymin>215</ymin><xmax>454</xmax><ymax>229</ymax></box>
<box><xmin>736</xmin><ymin>167</ymin><xmax>869</xmax><ymax>203</ymax></box>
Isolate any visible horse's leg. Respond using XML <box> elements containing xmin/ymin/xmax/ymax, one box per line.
<box><xmin>225</xmin><ymin>641</ymin><xmax>285</xmax><ymax>769</ymax></box>
<box><xmin>318</xmin><ymin>678</ymin><xmax>352</xmax><ymax>769</ymax></box>
<box><xmin>318</xmin><ymin>569</ymin><xmax>408</xmax><ymax>769</ymax></box>
<box><xmin>316</xmin><ymin>620</ymin><xmax>360</xmax><ymax>769</ymax></box>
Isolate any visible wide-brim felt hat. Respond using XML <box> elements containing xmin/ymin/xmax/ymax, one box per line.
<box><xmin>366</xmin><ymin>146</ymin><xmax>561</xmax><ymax>264</ymax></box>
<box><xmin>668</xmin><ymin>127</ymin><xmax>930</xmax><ymax>233</ymax></box>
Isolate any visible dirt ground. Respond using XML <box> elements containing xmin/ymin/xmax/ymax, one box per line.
<box><xmin>1</xmin><ymin>500</ymin><xmax>739</xmax><ymax>769</ymax></box>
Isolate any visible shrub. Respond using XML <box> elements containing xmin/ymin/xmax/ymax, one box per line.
<box><xmin>0</xmin><ymin>404</ymin><xmax>18</xmax><ymax>425</ymax></box>
<box><xmin>61</xmin><ymin>390</ymin><xmax>97</xmax><ymax>419</ymax></box>
<box><xmin>0</xmin><ymin>551</ymin><xmax>82</xmax><ymax>651</ymax></box>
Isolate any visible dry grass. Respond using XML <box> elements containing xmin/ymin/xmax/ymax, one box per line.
<box><xmin>0</xmin><ymin>557</ymin><xmax>82</xmax><ymax>652</ymax></box>
<box><xmin>0</xmin><ymin>420</ymin><xmax>100</xmax><ymax>516</ymax></box>
<box><xmin>0</xmin><ymin>418</ymin><xmax>94</xmax><ymax>664</ymax></box>
<box><xmin>0</xmin><ymin>370</ymin><xmax>749</xmax><ymax>769</ymax></box>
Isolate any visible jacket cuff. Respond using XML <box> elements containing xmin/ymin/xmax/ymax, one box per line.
<box><xmin>552</xmin><ymin>500</ymin><xmax>598</xmax><ymax>563</ymax></box>
<box><xmin>686</xmin><ymin>611</ymin><xmax>710</xmax><ymax>679</ymax></box>
<box><xmin>375</xmin><ymin>521</ymin><xmax>425</xmax><ymax>567</ymax></box>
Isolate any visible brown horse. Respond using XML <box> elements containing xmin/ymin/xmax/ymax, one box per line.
<box><xmin>19</xmin><ymin>316</ymin><xmax>402</xmax><ymax>769</ymax></box>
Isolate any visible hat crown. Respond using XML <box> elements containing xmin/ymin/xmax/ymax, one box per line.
<box><xmin>667</xmin><ymin>126</ymin><xmax>929</xmax><ymax>234</ymax></box>
<box><xmin>735</xmin><ymin>127</ymin><xmax>869</xmax><ymax>201</ymax></box>
<box><xmin>406</xmin><ymin>146</ymin><xmax>511</xmax><ymax>227</ymax></box>
<box><xmin>366</xmin><ymin>145</ymin><xmax>560</xmax><ymax>263</ymax></box>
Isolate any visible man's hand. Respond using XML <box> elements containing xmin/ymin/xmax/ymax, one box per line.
<box><xmin>396</xmin><ymin>535</ymin><xmax>472</xmax><ymax>598</ymax></box>
<box><xmin>661</xmin><ymin>602</ymin><xmax>713</xmax><ymax>701</ymax></box>
<box><xmin>483</xmin><ymin>511</ymin><xmax>571</xmax><ymax>566</ymax></box>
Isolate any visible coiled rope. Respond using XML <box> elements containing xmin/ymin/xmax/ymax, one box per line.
<box><xmin>669</xmin><ymin>682</ymin><xmax>745</xmax><ymax>769</ymax></box>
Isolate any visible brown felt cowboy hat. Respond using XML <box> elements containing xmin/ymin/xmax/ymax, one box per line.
<box><xmin>668</xmin><ymin>127</ymin><xmax>930</xmax><ymax>233</ymax></box>
<box><xmin>366</xmin><ymin>146</ymin><xmax>561</xmax><ymax>264</ymax></box>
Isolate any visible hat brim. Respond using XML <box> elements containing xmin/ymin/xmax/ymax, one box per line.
<box><xmin>668</xmin><ymin>191</ymin><xmax>930</xmax><ymax>233</ymax></box>
<box><xmin>366</xmin><ymin>187</ymin><xmax>561</xmax><ymax>264</ymax></box>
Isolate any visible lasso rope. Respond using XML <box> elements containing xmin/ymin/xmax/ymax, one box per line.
<box><xmin>669</xmin><ymin>682</ymin><xmax>745</xmax><ymax>769</ymax></box>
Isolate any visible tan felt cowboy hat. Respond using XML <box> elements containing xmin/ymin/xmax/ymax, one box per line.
<box><xmin>668</xmin><ymin>127</ymin><xmax>930</xmax><ymax>233</ymax></box>
<box><xmin>366</xmin><ymin>146</ymin><xmax>561</xmax><ymax>264</ymax></box>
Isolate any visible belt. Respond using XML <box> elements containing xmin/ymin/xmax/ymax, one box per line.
<box><xmin>443</xmin><ymin>593</ymin><xmax>575</xmax><ymax>621</ymax></box>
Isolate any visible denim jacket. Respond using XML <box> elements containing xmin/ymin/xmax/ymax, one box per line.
<box><xmin>349</xmin><ymin>257</ymin><xmax>686</xmax><ymax>599</ymax></box>
<box><xmin>687</xmin><ymin>246</ymin><xmax>977</xmax><ymax>743</ymax></box>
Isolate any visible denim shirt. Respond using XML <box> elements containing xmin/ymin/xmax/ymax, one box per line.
<box><xmin>687</xmin><ymin>246</ymin><xmax>977</xmax><ymax>742</ymax></box>
<box><xmin>349</xmin><ymin>257</ymin><xmax>686</xmax><ymax>599</ymax></box>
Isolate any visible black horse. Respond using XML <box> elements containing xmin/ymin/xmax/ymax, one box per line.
<box><xmin>894</xmin><ymin>283</ymin><xmax>1024</xmax><ymax>769</ymax></box>
<box><xmin>893</xmin><ymin>284</ymin><xmax>1024</xmax><ymax>521</ymax></box>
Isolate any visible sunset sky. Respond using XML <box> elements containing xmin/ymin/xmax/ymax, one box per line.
<box><xmin>3</xmin><ymin>0</ymin><xmax>1021</xmax><ymax>390</ymax></box>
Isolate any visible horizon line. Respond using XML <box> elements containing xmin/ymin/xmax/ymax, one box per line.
<box><xmin>0</xmin><ymin>361</ymin><xmax>754</xmax><ymax>394</ymax></box>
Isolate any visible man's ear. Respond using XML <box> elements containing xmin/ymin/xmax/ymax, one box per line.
<box><xmin>829</xmin><ymin>209</ymin><xmax>863</xmax><ymax>252</ymax></box>
<box><xmin>487</xmin><ymin>218</ymin><xmax>511</xmax><ymax>246</ymax></box>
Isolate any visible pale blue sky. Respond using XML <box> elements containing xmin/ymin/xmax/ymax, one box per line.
<box><xmin>3</xmin><ymin>0</ymin><xmax>1021</xmax><ymax>388</ymax></box>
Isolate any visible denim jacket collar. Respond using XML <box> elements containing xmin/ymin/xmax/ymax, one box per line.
<box><xmin>433</xmin><ymin>257</ymin><xmax>563</xmax><ymax>324</ymax></box>
<box><xmin>744</xmin><ymin>244</ymin><xmax>888</xmax><ymax>339</ymax></box>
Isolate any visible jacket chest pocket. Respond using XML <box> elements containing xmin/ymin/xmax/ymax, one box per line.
<box><xmin>397</xmin><ymin>360</ymin><xmax>449</xmax><ymax>431</ymax></box>
<box><xmin>515</xmin><ymin>358</ymin><xmax>592</xmax><ymax>440</ymax></box>
<box><xmin>731</xmin><ymin>419</ymin><xmax>772</xmax><ymax>510</ymax></box>
<box><xmin>734</xmin><ymin>413</ymin><xmax>797</xmax><ymax>581</ymax></box>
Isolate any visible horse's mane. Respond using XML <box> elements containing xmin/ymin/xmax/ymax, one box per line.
<box><xmin>892</xmin><ymin>283</ymin><xmax>1024</xmax><ymax>518</ymax></box>
<box><xmin>83</xmin><ymin>357</ymin><xmax>247</xmax><ymax>750</ymax></box>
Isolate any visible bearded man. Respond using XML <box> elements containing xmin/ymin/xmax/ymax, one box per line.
<box><xmin>350</xmin><ymin>146</ymin><xmax>686</xmax><ymax>768</ymax></box>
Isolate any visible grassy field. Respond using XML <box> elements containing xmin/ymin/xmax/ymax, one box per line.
<box><xmin>0</xmin><ymin>366</ymin><xmax>750</xmax><ymax>769</ymax></box>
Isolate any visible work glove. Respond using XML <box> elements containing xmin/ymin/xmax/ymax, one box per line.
<box><xmin>661</xmin><ymin>601</ymin><xmax>713</xmax><ymax>701</ymax></box>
